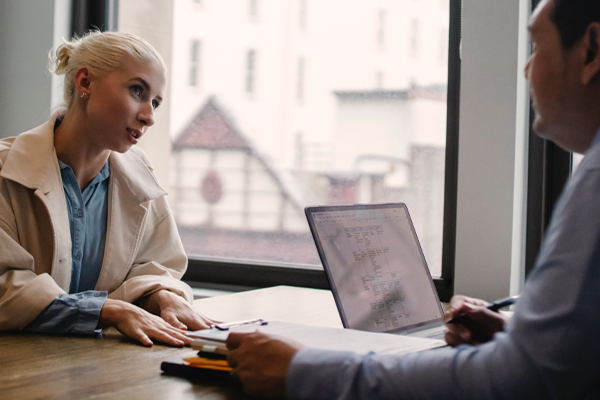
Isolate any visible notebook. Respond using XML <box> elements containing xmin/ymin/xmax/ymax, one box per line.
<box><xmin>305</xmin><ymin>203</ymin><xmax>447</xmax><ymax>340</ymax></box>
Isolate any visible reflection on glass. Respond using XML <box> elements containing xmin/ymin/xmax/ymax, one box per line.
<box><xmin>120</xmin><ymin>0</ymin><xmax>450</xmax><ymax>276</ymax></box>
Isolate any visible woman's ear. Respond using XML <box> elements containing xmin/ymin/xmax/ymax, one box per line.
<box><xmin>582</xmin><ymin>22</ymin><xmax>600</xmax><ymax>85</ymax></box>
<box><xmin>73</xmin><ymin>67</ymin><xmax>91</xmax><ymax>96</ymax></box>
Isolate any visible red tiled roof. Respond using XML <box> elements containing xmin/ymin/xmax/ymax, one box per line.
<box><xmin>173</xmin><ymin>97</ymin><xmax>251</xmax><ymax>151</ymax></box>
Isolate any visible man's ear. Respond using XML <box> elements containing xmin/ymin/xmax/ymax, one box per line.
<box><xmin>582</xmin><ymin>22</ymin><xmax>600</xmax><ymax>85</ymax></box>
<box><xmin>73</xmin><ymin>67</ymin><xmax>91</xmax><ymax>94</ymax></box>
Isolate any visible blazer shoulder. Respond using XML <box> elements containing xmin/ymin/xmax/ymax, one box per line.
<box><xmin>0</xmin><ymin>137</ymin><xmax>17</xmax><ymax>168</ymax></box>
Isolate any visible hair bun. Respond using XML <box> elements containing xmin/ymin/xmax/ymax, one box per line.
<box><xmin>52</xmin><ymin>41</ymin><xmax>78</xmax><ymax>76</ymax></box>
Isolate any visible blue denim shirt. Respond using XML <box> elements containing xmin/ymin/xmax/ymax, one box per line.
<box><xmin>24</xmin><ymin>160</ymin><xmax>110</xmax><ymax>334</ymax></box>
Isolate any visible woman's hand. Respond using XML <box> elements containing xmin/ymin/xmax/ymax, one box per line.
<box><xmin>226</xmin><ymin>331</ymin><xmax>305</xmax><ymax>399</ymax></box>
<box><xmin>97</xmin><ymin>298</ymin><xmax>192</xmax><ymax>347</ymax></box>
<box><xmin>136</xmin><ymin>289</ymin><xmax>220</xmax><ymax>331</ymax></box>
<box><xmin>443</xmin><ymin>295</ymin><xmax>510</xmax><ymax>347</ymax></box>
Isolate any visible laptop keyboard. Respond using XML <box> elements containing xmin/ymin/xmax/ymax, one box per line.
<box><xmin>411</xmin><ymin>325</ymin><xmax>448</xmax><ymax>340</ymax></box>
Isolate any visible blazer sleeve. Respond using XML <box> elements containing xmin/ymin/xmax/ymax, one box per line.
<box><xmin>106</xmin><ymin>194</ymin><xmax>193</xmax><ymax>304</ymax></box>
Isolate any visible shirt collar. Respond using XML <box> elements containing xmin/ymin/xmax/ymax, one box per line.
<box><xmin>593</xmin><ymin>127</ymin><xmax>600</xmax><ymax>148</ymax></box>
<box><xmin>58</xmin><ymin>159</ymin><xmax>111</xmax><ymax>187</ymax></box>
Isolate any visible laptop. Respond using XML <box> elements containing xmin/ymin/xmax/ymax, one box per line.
<box><xmin>305</xmin><ymin>203</ymin><xmax>447</xmax><ymax>340</ymax></box>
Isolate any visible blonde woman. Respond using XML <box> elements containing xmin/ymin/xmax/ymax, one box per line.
<box><xmin>0</xmin><ymin>31</ymin><xmax>216</xmax><ymax>346</ymax></box>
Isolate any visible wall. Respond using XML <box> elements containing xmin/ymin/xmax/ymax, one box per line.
<box><xmin>454</xmin><ymin>0</ymin><xmax>529</xmax><ymax>301</ymax></box>
<box><xmin>0</xmin><ymin>0</ymin><xmax>55</xmax><ymax>138</ymax></box>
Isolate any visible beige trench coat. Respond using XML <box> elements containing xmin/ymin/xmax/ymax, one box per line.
<box><xmin>0</xmin><ymin>114</ymin><xmax>193</xmax><ymax>331</ymax></box>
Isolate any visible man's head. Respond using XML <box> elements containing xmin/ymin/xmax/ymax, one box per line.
<box><xmin>526</xmin><ymin>0</ymin><xmax>600</xmax><ymax>153</ymax></box>
<box><xmin>552</xmin><ymin>0</ymin><xmax>600</xmax><ymax>50</ymax></box>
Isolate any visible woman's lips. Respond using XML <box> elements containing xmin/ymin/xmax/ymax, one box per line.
<box><xmin>127</xmin><ymin>128</ymin><xmax>142</xmax><ymax>144</ymax></box>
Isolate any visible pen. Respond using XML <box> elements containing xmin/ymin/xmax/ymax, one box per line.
<box><xmin>447</xmin><ymin>295</ymin><xmax>520</xmax><ymax>325</ymax></box>
<box><xmin>211</xmin><ymin>318</ymin><xmax>268</xmax><ymax>331</ymax></box>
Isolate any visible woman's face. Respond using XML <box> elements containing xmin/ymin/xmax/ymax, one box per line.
<box><xmin>85</xmin><ymin>57</ymin><xmax>166</xmax><ymax>154</ymax></box>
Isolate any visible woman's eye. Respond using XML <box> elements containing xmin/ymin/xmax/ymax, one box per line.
<box><xmin>152</xmin><ymin>100</ymin><xmax>160</xmax><ymax>110</ymax></box>
<box><xmin>131</xmin><ymin>85</ymin><xmax>142</xmax><ymax>96</ymax></box>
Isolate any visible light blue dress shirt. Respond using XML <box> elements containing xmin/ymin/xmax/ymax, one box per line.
<box><xmin>24</xmin><ymin>160</ymin><xmax>110</xmax><ymax>334</ymax></box>
<box><xmin>287</xmin><ymin>128</ymin><xmax>600</xmax><ymax>399</ymax></box>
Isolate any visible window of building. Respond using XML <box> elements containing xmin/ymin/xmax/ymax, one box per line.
<box><xmin>248</xmin><ymin>0</ymin><xmax>258</xmax><ymax>18</ymax></box>
<box><xmin>299</xmin><ymin>0</ymin><xmax>307</xmax><ymax>30</ymax></box>
<box><xmin>375</xmin><ymin>71</ymin><xmax>384</xmax><ymax>89</ymax></box>
<box><xmin>296</xmin><ymin>57</ymin><xmax>305</xmax><ymax>103</ymax></box>
<box><xmin>245</xmin><ymin>49</ymin><xmax>257</xmax><ymax>94</ymax></box>
<box><xmin>377</xmin><ymin>9</ymin><xmax>386</xmax><ymax>50</ymax></box>
<box><xmin>189</xmin><ymin>40</ymin><xmax>201</xmax><ymax>87</ymax></box>
<box><xmin>410</xmin><ymin>19</ymin><xmax>420</xmax><ymax>57</ymax></box>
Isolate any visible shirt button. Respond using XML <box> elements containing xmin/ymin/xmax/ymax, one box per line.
<box><xmin>75</xmin><ymin>251</ymin><xmax>82</xmax><ymax>260</ymax></box>
<box><xmin>76</xmin><ymin>209</ymin><xmax>84</xmax><ymax>218</ymax></box>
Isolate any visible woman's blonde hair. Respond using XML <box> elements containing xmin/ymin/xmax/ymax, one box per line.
<box><xmin>50</xmin><ymin>31</ymin><xmax>166</xmax><ymax>108</ymax></box>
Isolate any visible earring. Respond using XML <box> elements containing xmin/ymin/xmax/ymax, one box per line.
<box><xmin>80</xmin><ymin>92</ymin><xmax>87</xmax><ymax>99</ymax></box>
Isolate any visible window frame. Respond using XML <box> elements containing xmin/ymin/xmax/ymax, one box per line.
<box><xmin>74</xmin><ymin>0</ymin><xmax>462</xmax><ymax>302</ymax></box>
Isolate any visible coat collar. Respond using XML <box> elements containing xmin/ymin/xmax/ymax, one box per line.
<box><xmin>0</xmin><ymin>112</ymin><xmax>166</xmax><ymax>205</ymax></box>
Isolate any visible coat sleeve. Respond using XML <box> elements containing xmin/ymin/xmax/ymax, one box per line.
<box><xmin>0</xmin><ymin>179</ymin><xmax>65</xmax><ymax>331</ymax></box>
<box><xmin>106</xmin><ymin>194</ymin><xmax>193</xmax><ymax>304</ymax></box>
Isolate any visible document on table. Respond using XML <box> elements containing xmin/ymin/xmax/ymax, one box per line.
<box><xmin>188</xmin><ymin>321</ymin><xmax>446</xmax><ymax>355</ymax></box>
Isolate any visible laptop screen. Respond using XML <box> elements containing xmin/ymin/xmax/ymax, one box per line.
<box><xmin>306</xmin><ymin>203</ymin><xmax>443</xmax><ymax>334</ymax></box>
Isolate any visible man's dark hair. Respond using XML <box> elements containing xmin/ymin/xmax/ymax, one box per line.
<box><xmin>552</xmin><ymin>0</ymin><xmax>600</xmax><ymax>49</ymax></box>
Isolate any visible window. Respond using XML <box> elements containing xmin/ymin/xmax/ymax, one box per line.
<box><xmin>189</xmin><ymin>40</ymin><xmax>201</xmax><ymax>87</ymax></box>
<box><xmin>295</xmin><ymin>132</ymin><xmax>304</xmax><ymax>169</ymax></box>
<box><xmin>410</xmin><ymin>19</ymin><xmax>420</xmax><ymax>57</ymax></box>
<box><xmin>248</xmin><ymin>0</ymin><xmax>258</xmax><ymax>18</ymax></box>
<box><xmin>377</xmin><ymin>9</ymin><xmax>386</xmax><ymax>50</ymax></box>
<box><xmin>296</xmin><ymin>57</ymin><xmax>305</xmax><ymax>103</ymax></box>
<box><xmin>298</xmin><ymin>0</ymin><xmax>308</xmax><ymax>30</ymax></box>
<box><xmin>375</xmin><ymin>71</ymin><xmax>384</xmax><ymax>89</ymax></box>
<box><xmin>245</xmin><ymin>49</ymin><xmax>256</xmax><ymax>94</ymax></box>
<box><xmin>59</xmin><ymin>0</ymin><xmax>460</xmax><ymax>301</ymax></box>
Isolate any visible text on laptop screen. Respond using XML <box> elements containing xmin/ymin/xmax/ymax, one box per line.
<box><xmin>311</xmin><ymin>205</ymin><xmax>443</xmax><ymax>333</ymax></box>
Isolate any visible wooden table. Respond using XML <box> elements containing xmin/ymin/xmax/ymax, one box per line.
<box><xmin>0</xmin><ymin>286</ymin><xmax>341</xmax><ymax>400</ymax></box>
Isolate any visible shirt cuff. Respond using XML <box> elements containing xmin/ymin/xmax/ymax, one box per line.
<box><xmin>287</xmin><ymin>348</ymin><xmax>363</xmax><ymax>400</ymax></box>
<box><xmin>72</xmin><ymin>291</ymin><xmax>107</xmax><ymax>334</ymax></box>
<box><xmin>24</xmin><ymin>291</ymin><xmax>107</xmax><ymax>335</ymax></box>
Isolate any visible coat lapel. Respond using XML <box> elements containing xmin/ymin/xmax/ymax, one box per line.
<box><xmin>95</xmin><ymin>148</ymin><xmax>166</xmax><ymax>292</ymax></box>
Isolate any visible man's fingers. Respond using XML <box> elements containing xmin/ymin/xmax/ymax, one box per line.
<box><xmin>227</xmin><ymin>350</ymin><xmax>239</xmax><ymax>369</ymax></box>
<box><xmin>226</xmin><ymin>332</ymin><xmax>246</xmax><ymax>350</ymax></box>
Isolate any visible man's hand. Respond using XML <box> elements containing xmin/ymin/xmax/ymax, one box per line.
<box><xmin>226</xmin><ymin>331</ymin><xmax>305</xmax><ymax>399</ymax></box>
<box><xmin>135</xmin><ymin>289</ymin><xmax>220</xmax><ymax>331</ymax></box>
<box><xmin>97</xmin><ymin>298</ymin><xmax>192</xmax><ymax>347</ymax></box>
<box><xmin>443</xmin><ymin>295</ymin><xmax>510</xmax><ymax>347</ymax></box>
